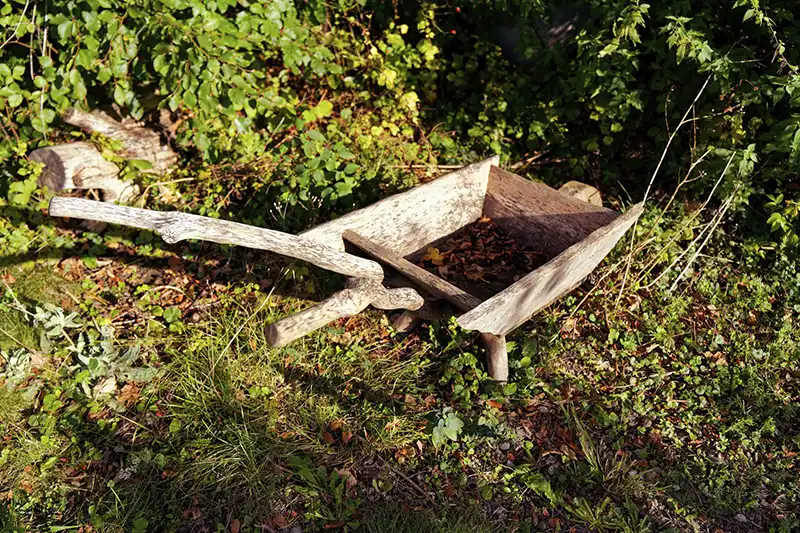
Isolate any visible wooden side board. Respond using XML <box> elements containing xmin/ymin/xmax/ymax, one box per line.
<box><xmin>301</xmin><ymin>157</ymin><xmax>498</xmax><ymax>257</ymax></box>
<box><xmin>457</xmin><ymin>203</ymin><xmax>643</xmax><ymax>336</ymax></box>
<box><xmin>483</xmin><ymin>166</ymin><xmax>619</xmax><ymax>257</ymax></box>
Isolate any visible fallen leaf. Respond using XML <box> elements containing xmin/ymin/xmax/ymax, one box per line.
<box><xmin>271</xmin><ymin>514</ymin><xmax>289</xmax><ymax>529</ymax></box>
<box><xmin>231</xmin><ymin>518</ymin><xmax>241</xmax><ymax>533</ymax></box>
<box><xmin>341</xmin><ymin>431</ymin><xmax>353</xmax><ymax>444</ymax></box>
<box><xmin>422</xmin><ymin>247</ymin><xmax>445</xmax><ymax>265</ymax></box>
<box><xmin>93</xmin><ymin>376</ymin><xmax>117</xmax><ymax>396</ymax></box>
<box><xmin>117</xmin><ymin>383</ymin><xmax>141</xmax><ymax>406</ymax></box>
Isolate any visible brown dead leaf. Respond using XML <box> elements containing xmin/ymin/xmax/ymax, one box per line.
<box><xmin>271</xmin><ymin>514</ymin><xmax>289</xmax><ymax>529</ymax></box>
<box><xmin>117</xmin><ymin>383</ymin><xmax>141</xmax><ymax>406</ymax></box>
<box><xmin>341</xmin><ymin>431</ymin><xmax>353</xmax><ymax>444</ymax></box>
<box><xmin>168</xmin><ymin>256</ymin><xmax>184</xmax><ymax>271</ymax></box>
<box><xmin>322</xmin><ymin>432</ymin><xmax>335</xmax><ymax>445</ymax></box>
<box><xmin>230</xmin><ymin>518</ymin><xmax>241</xmax><ymax>533</ymax></box>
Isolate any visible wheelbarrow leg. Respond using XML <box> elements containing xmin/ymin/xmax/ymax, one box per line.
<box><xmin>480</xmin><ymin>333</ymin><xmax>508</xmax><ymax>382</ymax></box>
<box><xmin>391</xmin><ymin>311</ymin><xmax>422</xmax><ymax>333</ymax></box>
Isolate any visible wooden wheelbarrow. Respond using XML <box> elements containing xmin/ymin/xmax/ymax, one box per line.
<box><xmin>48</xmin><ymin>157</ymin><xmax>642</xmax><ymax>381</ymax></box>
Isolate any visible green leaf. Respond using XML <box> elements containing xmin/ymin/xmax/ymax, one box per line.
<box><xmin>163</xmin><ymin>306</ymin><xmax>182</xmax><ymax>324</ymax></box>
<box><xmin>113</xmin><ymin>84</ymin><xmax>128</xmax><ymax>106</ymax></box>
<box><xmin>316</xmin><ymin>100</ymin><xmax>333</xmax><ymax>117</ymax></box>
<box><xmin>228</xmin><ymin>87</ymin><xmax>246</xmax><ymax>108</ymax></box>
<box><xmin>337</xmin><ymin>147</ymin><xmax>355</xmax><ymax>159</ymax></box>
<box><xmin>307</xmin><ymin>130</ymin><xmax>325</xmax><ymax>142</ymax></box>
<box><xmin>7</xmin><ymin>93</ymin><xmax>23</xmax><ymax>108</ymax></box>
<box><xmin>197</xmin><ymin>34</ymin><xmax>213</xmax><ymax>49</ymax></box>
<box><xmin>128</xmin><ymin>159</ymin><xmax>153</xmax><ymax>171</ymax></box>
<box><xmin>183</xmin><ymin>90</ymin><xmax>197</xmax><ymax>108</ymax></box>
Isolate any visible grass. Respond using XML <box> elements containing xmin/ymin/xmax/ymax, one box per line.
<box><xmin>1</xmin><ymin>206</ymin><xmax>799</xmax><ymax>533</ymax></box>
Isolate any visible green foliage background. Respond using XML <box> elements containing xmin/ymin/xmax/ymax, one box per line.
<box><xmin>1</xmin><ymin>0</ymin><xmax>799</xmax><ymax>252</ymax></box>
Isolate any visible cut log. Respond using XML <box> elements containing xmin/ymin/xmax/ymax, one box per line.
<box><xmin>391</xmin><ymin>311</ymin><xmax>422</xmax><ymax>333</ymax></box>
<box><xmin>48</xmin><ymin>197</ymin><xmax>384</xmax><ymax>280</ymax></box>
<box><xmin>63</xmin><ymin>107</ymin><xmax>177</xmax><ymax>174</ymax></box>
<box><xmin>29</xmin><ymin>142</ymin><xmax>136</xmax><ymax>202</ymax></box>
<box><xmin>265</xmin><ymin>278</ymin><xmax>424</xmax><ymax>348</ymax></box>
<box><xmin>342</xmin><ymin>230</ymin><xmax>483</xmax><ymax>311</ymax></box>
<box><xmin>558</xmin><ymin>180</ymin><xmax>602</xmax><ymax>206</ymax></box>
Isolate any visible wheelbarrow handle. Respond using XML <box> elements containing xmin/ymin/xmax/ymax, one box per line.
<box><xmin>265</xmin><ymin>278</ymin><xmax>423</xmax><ymax>348</ymax></box>
<box><xmin>48</xmin><ymin>197</ymin><xmax>384</xmax><ymax>281</ymax></box>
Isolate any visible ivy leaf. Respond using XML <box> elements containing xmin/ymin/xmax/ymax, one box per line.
<box><xmin>337</xmin><ymin>147</ymin><xmax>355</xmax><ymax>160</ymax></box>
<box><xmin>306</xmin><ymin>129</ymin><xmax>325</xmax><ymax>142</ymax></box>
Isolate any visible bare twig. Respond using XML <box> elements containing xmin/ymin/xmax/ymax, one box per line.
<box><xmin>0</xmin><ymin>0</ymin><xmax>31</xmax><ymax>51</ymax></box>
<box><xmin>641</xmin><ymin>151</ymin><xmax>735</xmax><ymax>290</ymax></box>
<box><xmin>615</xmin><ymin>74</ymin><xmax>713</xmax><ymax>304</ymax></box>
<box><xmin>669</xmin><ymin>186</ymin><xmax>739</xmax><ymax>292</ymax></box>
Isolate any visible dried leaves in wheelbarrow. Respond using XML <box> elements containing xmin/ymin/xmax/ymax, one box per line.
<box><xmin>409</xmin><ymin>217</ymin><xmax>548</xmax><ymax>299</ymax></box>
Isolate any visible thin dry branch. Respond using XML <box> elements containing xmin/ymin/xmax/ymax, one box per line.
<box><xmin>615</xmin><ymin>74</ymin><xmax>713</xmax><ymax>304</ymax></box>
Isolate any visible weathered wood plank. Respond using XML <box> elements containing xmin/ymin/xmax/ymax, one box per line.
<box><xmin>457</xmin><ymin>203</ymin><xmax>644</xmax><ymax>335</ymax></box>
<box><xmin>48</xmin><ymin>197</ymin><xmax>384</xmax><ymax>280</ymax></box>
<box><xmin>483</xmin><ymin>166</ymin><xmax>619</xmax><ymax>257</ymax></box>
<box><xmin>265</xmin><ymin>278</ymin><xmax>424</xmax><ymax>348</ymax></box>
<box><xmin>342</xmin><ymin>230</ymin><xmax>483</xmax><ymax>311</ymax></box>
<box><xmin>302</xmin><ymin>157</ymin><xmax>498</xmax><ymax>256</ymax></box>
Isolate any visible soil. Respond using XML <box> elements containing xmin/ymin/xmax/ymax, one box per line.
<box><xmin>406</xmin><ymin>217</ymin><xmax>548</xmax><ymax>300</ymax></box>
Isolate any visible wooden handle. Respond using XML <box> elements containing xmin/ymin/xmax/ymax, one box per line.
<box><xmin>265</xmin><ymin>278</ymin><xmax>423</xmax><ymax>348</ymax></box>
<box><xmin>48</xmin><ymin>197</ymin><xmax>384</xmax><ymax>281</ymax></box>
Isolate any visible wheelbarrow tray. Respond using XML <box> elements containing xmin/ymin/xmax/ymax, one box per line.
<box><xmin>301</xmin><ymin>156</ymin><xmax>642</xmax><ymax>336</ymax></box>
